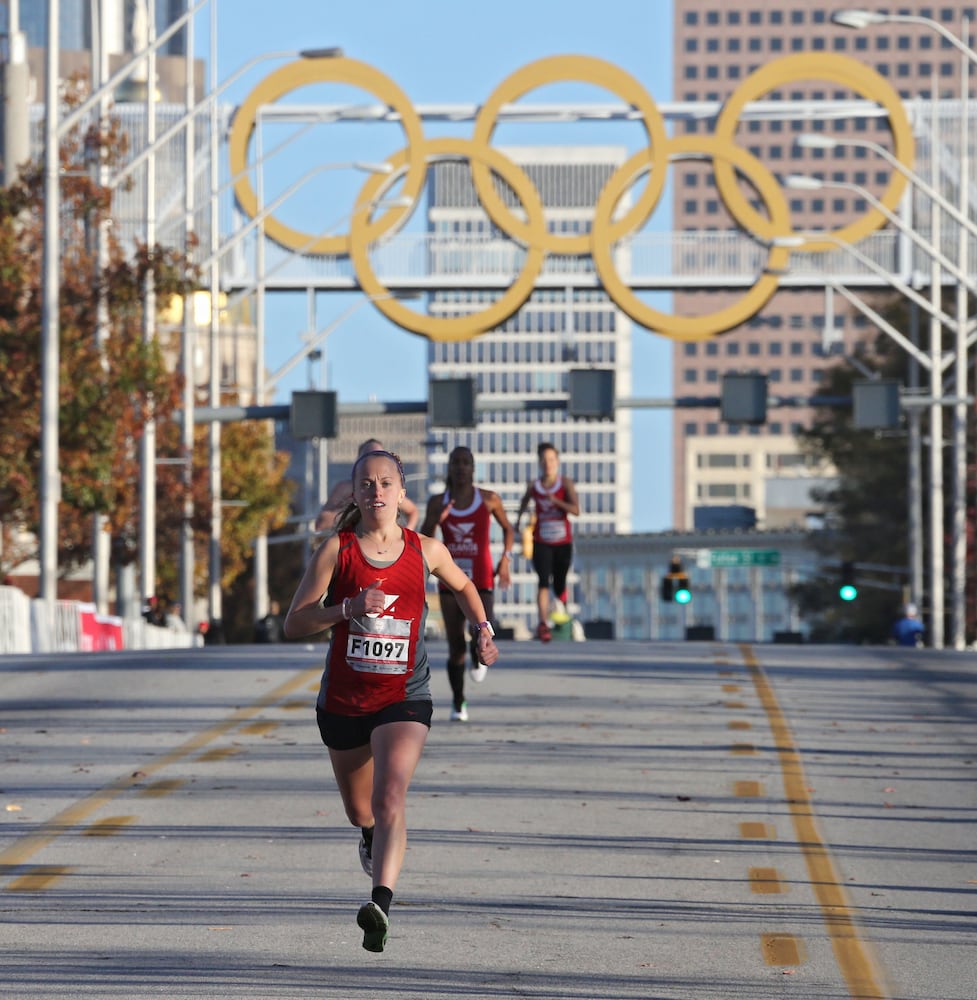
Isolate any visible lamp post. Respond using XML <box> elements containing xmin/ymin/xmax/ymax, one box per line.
<box><xmin>100</xmin><ymin>33</ymin><xmax>341</xmax><ymax>625</ymax></box>
<box><xmin>774</xmin><ymin>231</ymin><xmax>957</xmax><ymax>648</ymax></box>
<box><xmin>39</xmin><ymin>0</ymin><xmax>214</xmax><ymax>609</ymax></box>
<box><xmin>829</xmin><ymin>10</ymin><xmax>974</xmax><ymax>649</ymax></box>
<box><xmin>247</xmin><ymin>287</ymin><xmax>419</xmax><ymax>607</ymax></box>
<box><xmin>832</xmin><ymin>9</ymin><xmax>977</xmax><ymax>65</ymax></box>
<box><xmin>785</xmin><ymin>171</ymin><xmax>977</xmax><ymax>638</ymax></box>
<box><xmin>190</xmin><ymin>171</ymin><xmax>403</xmax><ymax>628</ymax></box>
<box><xmin>39</xmin><ymin>0</ymin><xmax>60</xmax><ymax>608</ymax></box>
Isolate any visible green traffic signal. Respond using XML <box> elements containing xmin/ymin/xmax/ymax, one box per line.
<box><xmin>662</xmin><ymin>559</ymin><xmax>692</xmax><ymax>604</ymax></box>
<box><xmin>839</xmin><ymin>561</ymin><xmax>857</xmax><ymax>601</ymax></box>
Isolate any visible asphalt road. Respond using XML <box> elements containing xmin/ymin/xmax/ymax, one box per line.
<box><xmin>1</xmin><ymin>638</ymin><xmax>974</xmax><ymax>999</ymax></box>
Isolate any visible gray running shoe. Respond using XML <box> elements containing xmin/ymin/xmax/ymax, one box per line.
<box><xmin>358</xmin><ymin>836</ymin><xmax>373</xmax><ymax>877</ymax></box>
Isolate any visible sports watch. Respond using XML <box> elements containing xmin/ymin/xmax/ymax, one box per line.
<box><xmin>473</xmin><ymin>621</ymin><xmax>495</xmax><ymax>637</ymax></box>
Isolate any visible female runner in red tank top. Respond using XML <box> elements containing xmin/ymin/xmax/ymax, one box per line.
<box><xmin>284</xmin><ymin>450</ymin><xmax>499</xmax><ymax>954</ymax></box>
<box><xmin>515</xmin><ymin>442</ymin><xmax>580</xmax><ymax>642</ymax></box>
<box><xmin>420</xmin><ymin>446</ymin><xmax>514</xmax><ymax>721</ymax></box>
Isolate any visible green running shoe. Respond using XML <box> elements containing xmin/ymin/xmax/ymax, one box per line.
<box><xmin>357</xmin><ymin>900</ymin><xmax>389</xmax><ymax>953</ymax></box>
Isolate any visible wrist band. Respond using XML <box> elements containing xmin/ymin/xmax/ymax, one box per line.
<box><xmin>342</xmin><ymin>597</ymin><xmax>352</xmax><ymax>620</ymax></box>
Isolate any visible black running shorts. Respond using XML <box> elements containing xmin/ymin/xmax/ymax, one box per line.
<box><xmin>316</xmin><ymin>699</ymin><xmax>433</xmax><ymax>751</ymax></box>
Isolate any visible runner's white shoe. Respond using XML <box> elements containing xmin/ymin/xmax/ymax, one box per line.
<box><xmin>450</xmin><ymin>702</ymin><xmax>469</xmax><ymax>721</ymax></box>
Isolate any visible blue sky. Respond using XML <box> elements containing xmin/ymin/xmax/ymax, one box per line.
<box><xmin>202</xmin><ymin>0</ymin><xmax>676</xmax><ymax>530</ymax></box>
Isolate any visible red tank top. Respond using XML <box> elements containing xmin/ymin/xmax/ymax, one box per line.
<box><xmin>320</xmin><ymin>529</ymin><xmax>431</xmax><ymax>715</ymax></box>
<box><xmin>531</xmin><ymin>477</ymin><xmax>573</xmax><ymax>546</ymax></box>
<box><xmin>437</xmin><ymin>490</ymin><xmax>495</xmax><ymax>591</ymax></box>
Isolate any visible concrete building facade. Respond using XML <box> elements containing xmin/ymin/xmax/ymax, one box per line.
<box><xmin>671</xmin><ymin>0</ymin><xmax>977</xmax><ymax>530</ymax></box>
<box><xmin>426</xmin><ymin>147</ymin><xmax>634</xmax><ymax>635</ymax></box>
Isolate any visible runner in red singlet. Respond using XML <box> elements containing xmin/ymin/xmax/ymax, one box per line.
<box><xmin>420</xmin><ymin>446</ymin><xmax>514</xmax><ymax>721</ymax></box>
<box><xmin>284</xmin><ymin>450</ymin><xmax>498</xmax><ymax>954</ymax></box>
<box><xmin>515</xmin><ymin>442</ymin><xmax>580</xmax><ymax>642</ymax></box>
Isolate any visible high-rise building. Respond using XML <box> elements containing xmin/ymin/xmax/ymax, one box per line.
<box><xmin>671</xmin><ymin>0</ymin><xmax>976</xmax><ymax>530</ymax></box>
<box><xmin>427</xmin><ymin>146</ymin><xmax>633</xmax><ymax>634</ymax></box>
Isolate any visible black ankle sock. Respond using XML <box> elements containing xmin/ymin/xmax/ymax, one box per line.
<box><xmin>371</xmin><ymin>885</ymin><xmax>393</xmax><ymax>916</ymax></box>
<box><xmin>361</xmin><ymin>825</ymin><xmax>374</xmax><ymax>850</ymax></box>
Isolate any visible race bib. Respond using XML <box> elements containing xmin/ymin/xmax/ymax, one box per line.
<box><xmin>347</xmin><ymin>615</ymin><xmax>412</xmax><ymax>674</ymax></box>
<box><xmin>539</xmin><ymin>519</ymin><xmax>566</xmax><ymax>544</ymax></box>
<box><xmin>455</xmin><ymin>557</ymin><xmax>474</xmax><ymax>579</ymax></box>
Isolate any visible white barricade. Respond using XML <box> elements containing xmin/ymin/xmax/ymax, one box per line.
<box><xmin>0</xmin><ymin>586</ymin><xmax>32</xmax><ymax>653</ymax></box>
<box><xmin>0</xmin><ymin>590</ymin><xmax>196</xmax><ymax>654</ymax></box>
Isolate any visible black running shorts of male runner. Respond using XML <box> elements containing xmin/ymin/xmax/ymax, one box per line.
<box><xmin>316</xmin><ymin>700</ymin><xmax>433</xmax><ymax>751</ymax></box>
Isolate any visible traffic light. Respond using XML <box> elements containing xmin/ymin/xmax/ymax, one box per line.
<box><xmin>839</xmin><ymin>561</ymin><xmax>858</xmax><ymax>601</ymax></box>
<box><xmin>661</xmin><ymin>558</ymin><xmax>692</xmax><ymax>604</ymax></box>
<box><xmin>568</xmin><ymin>368</ymin><xmax>615</xmax><ymax>419</ymax></box>
<box><xmin>429</xmin><ymin>377</ymin><xmax>477</xmax><ymax>428</ymax></box>
<box><xmin>721</xmin><ymin>373</ymin><xmax>767</xmax><ymax>424</ymax></box>
<box><xmin>290</xmin><ymin>390</ymin><xmax>337</xmax><ymax>439</ymax></box>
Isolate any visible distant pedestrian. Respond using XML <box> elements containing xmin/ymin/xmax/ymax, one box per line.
<box><xmin>142</xmin><ymin>595</ymin><xmax>165</xmax><ymax>627</ymax></box>
<box><xmin>515</xmin><ymin>442</ymin><xmax>579</xmax><ymax>642</ymax></box>
<box><xmin>420</xmin><ymin>445</ymin><xmax>514</xmax><ymax>721</ymax></box>
<box><xmin>284</xmin><ymin>448</ymin><xmax>499</xmax><ymax>953</ymax></box>
<box><xmin>253</xmin><ymin>600</ymin><xmax>284</xmax><ymax>643</ymax></box>
<box><xmin>315</xmin><ymin>438</ymin><xmax>419</xmax><ymax>536</ymax></box>
<box><xmin>893</xmin><ymin>603</ymin><xmax>925</xmax><ymax>647</ymax></box>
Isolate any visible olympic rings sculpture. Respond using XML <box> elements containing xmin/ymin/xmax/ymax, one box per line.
<box><xmin>229</xmin><ymin>53</ymin><xmax>914</xmax><ymax>343</ymax></box>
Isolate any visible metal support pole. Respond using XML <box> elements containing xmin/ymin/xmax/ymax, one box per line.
<box><xmin>908</xmin><ymin>303</ymin><xmax>924</xmax><ymax>608</ymax></box>
<box><xmin>2</xmin><ymin>1</ymin><xmax>30</xmax><ymax>186</ymax></box>
<box><xmin>252</xmin><ymin>115</ymin><xmax>269</xmax><ymax>622</ymax></box>
<box><xmin>207</xmin><ymin>4</ymin><xmax>222</xmax><ymax>628</ymax></box>
<box><xmin>91</xmin><ymin>0</ymin><xmax>112</xmax><ymax>613</ymax></box>
<box><xmin>39</xmin><ymin>0</ymin><xmax>61</xmax><ymax>608</ymax></box>
<box><xmin>928</xmin><ymin>105</ymin><xmax>945</xmax><ymax>648</ymax></box>
<box><xmin>179</xmin><ymin>15</ymin><xmax>196</xmax><ymax>631</ymax></box>
<box><xmin>139</xmin><ymin>15</ymin><xmax>158</xmax><ymax>607</ymax></box>
<box><xmin>951</xmin><ymin>27</ymin><xmax>970</xmax><ymax>649</ymax></box>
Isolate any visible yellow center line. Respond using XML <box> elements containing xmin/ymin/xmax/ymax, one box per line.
<box><xmin>738</xmin><ymin>643</ymin><xmax>889</xmax><ymax>1000</ymax></box>
<box><xmin>0</xmin><ymin>666</ymin><xmax>320</xmax><ymax>876</ymax></box>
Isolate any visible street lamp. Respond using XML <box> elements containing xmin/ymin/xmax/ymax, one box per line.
<box><xmin>197</xmin><ymin>180</ymin><xmax>409</xmax><ymax>627</ymax></box>
<box><xmin>100</xmin><ymin>38</ymin><xmax>341</xmax><ymax>624</ymax></box>
<box><xmin>795</xmin><ymin>134</ymin><xmax>977</xmax><ymax>247</ymax></box>
<box><xmin>829</xmin><ymin>10</ymin><xmax>974</xmax><ymax>650</ymax></box>
<box><xmin>784</xmin><ymin>173</ymin><xmax>975</xmax><ymax>639</ymax></box>
<box><xmin>832</xmin><ymin>9</ymin><xmax>977</xmax><ymax>65</ymax></box>
<box><xmin>783</xmin><ymin>175</ymin><xmax>977</xmax><ymax>298</ymax></box>
<box><xmin>38</xmin><ymin>0</ymin><xmax>287</xmax><ymax>609</ymax></box>
<box><xmin>774</xmin><ymin>230</ymin><xmax>955</xmax><ymax>648</ymax></box>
